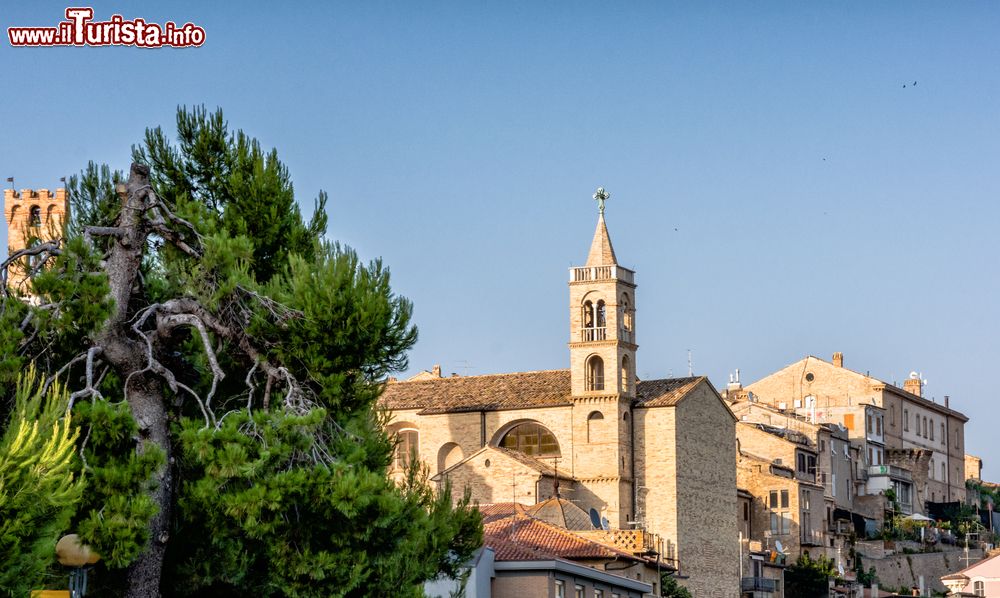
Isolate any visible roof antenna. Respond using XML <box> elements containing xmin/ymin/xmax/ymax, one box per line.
<box><xmin>687</xmin><ymin>349</ymin><xmax>693</xmax><ymax>377</ymax></box>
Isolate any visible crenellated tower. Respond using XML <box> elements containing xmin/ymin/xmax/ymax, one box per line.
<box><xmin>3</xmin><ymin>187</ymin><xmax>69</xmax><ymax>292</ymax></box>
<box><xmin>568</xmin><ymin>188</ymin><xmax>638</xmax><ymax>527</ymax></box>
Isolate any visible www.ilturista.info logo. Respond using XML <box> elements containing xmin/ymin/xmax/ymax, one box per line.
<box><xmin>8</xmin><ymin>7</ymin><xmax>205</xmax><ymax>47</ymax></box>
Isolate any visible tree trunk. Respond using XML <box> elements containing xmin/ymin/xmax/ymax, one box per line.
<box><xmin>96</xmin><ymin>163</ymin><xmax>173</xmax><ymax>597</ymax></box>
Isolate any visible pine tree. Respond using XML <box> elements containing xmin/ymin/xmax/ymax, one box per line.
<box><xmin>0</xmin><ymin>106</ymin><xmax>481</xmax><ymax>597</ymax></box>
<box><xmin>0</xmin><ymin>369</ymin><xmax>84</xmax><ymax>596</ymax></box>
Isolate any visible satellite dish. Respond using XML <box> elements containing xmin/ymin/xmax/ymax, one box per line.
<box><xmin>774</xmin><ymin>540</ymin><xmax>784</xmax><ymax>554</ymax></box>
<box><xmin>909</xmin><ymin>371</ymin><xmax>919</xmax><ymax>379</ymax></box>
<box><xmin>589</xmin><ymin>508</ymin><xmax>602</xmax><ymax>530</ymax></box>
<box><xmin>600</xmin><ymin>517</ymin><xmax>610</xmax><ymax>531</ymax></box>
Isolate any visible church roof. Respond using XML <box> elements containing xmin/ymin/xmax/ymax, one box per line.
<box><xmin>633</xmin><ymin>376</ymin><xmax>704</xmax><ymax>407</ymax></box>
<box><xmin>585</xmin><ymin>213</ymin><xmax>618</xmax><ymax>267</ymax></box>
<box><xmin>380</xmin><ymin>369</ymin><xmax>710</xmax><ymax>414</ymax></box>
<box><xmin>381</xmin><ymin>369</ymin><xmax>573</xmax><ymax>414</ymax></box>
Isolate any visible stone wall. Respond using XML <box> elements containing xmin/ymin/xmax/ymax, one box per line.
<box><xmin>862</xmin><ymin>548</ymin><xmax>984</xmax><ymax>595</ymax></box>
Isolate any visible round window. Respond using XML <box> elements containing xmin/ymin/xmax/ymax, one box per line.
<box><xmin>805</xmin><ymin>373</ymin><xmax>815</xmax><ymax>382</ymax></box>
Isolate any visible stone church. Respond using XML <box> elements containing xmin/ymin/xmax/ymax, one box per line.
<box><xmin>381</xmin><ymin>196</ymin><xmax>739</xmax><ymax>597</ymax></box>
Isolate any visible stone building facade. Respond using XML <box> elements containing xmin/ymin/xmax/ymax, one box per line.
<box><xmin>380</xmin><ymin>206</ymin><xmax>739</xmax><ymax>597</ymax></box>
<box><xmin>3</xmin><ymin>187</ymin><xmax>68</xmax><ymax>292</ymax></box>
<box><xmin>740</xmin><ymin>354</ymin><xmax>969</xmax><ymax>510</ymax></box>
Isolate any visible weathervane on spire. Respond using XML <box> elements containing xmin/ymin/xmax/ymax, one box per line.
<box><xmin>593</xmin><ymin>187</ymin><xmax>610</xmax><ymax>215</ymax></box>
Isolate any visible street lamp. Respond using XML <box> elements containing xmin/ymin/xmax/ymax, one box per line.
<box><xmin>56</xmin><ymin>534</ymin><xmax>100</xmax><ymax>597</ymax></box>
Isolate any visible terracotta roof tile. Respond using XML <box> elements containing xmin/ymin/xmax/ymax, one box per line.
<box><xmin>634</xmin><ymin>376</ymin><xmax>703</xmax><ymax>407</ymax></box>
<box><xmin>381</xmin><ymin>369</ymin><xmax>706</xmax><ymax>414</ymax></box>
<box><xmin>483</xmin><ymin>514</ymin><xmax>638</xmax><ymax>561</ymax></box>
<box><xmin>478</xmin><ymin>502</ymin><xmax>527</xmax><ymax>524</ymax></box>
<box><xmin>380</xmin><ymin>369</ymin><xmax>573</xmax><ymax>414</ymax></box>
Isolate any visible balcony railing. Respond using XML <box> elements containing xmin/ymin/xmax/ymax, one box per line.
<box><xmin>570</xmin><ymin>265</ymin><xmax>635</xmax><ymax>284</ymax></box>
<box><xmin>868</xmin><ymin>465</ymin><xmax>912</xmax><ymax>481</ymax></box>
<box><xmin>581</xmin><ymin>327</ymin><xmax>607</xmax><ymax>342</ymax></box>
<box><xmin>801</xmin><ymin>528</ymin><xmax>823</xmax><ymax>545</ymax></box>
<box><xmin>741</xmin><ymin>577</ymin><xmax>778</xmax><ymax>593</ymax></box>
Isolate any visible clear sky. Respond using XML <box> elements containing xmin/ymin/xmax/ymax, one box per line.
<box><xmin>2</xmin><ymin>2</ymin><xmax>998</xmax><ymax>477</ymax></box>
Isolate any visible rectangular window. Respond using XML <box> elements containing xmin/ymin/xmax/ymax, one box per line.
<box><xmin>575</xmin><ymin>585</ymin><xmax>584</xmax><ymax>598</ymax></box>
<box><xmin>782</xmin><ymin>512</ymin><xmax>791</xmax><ymax>534</ymax></box>
<box><xmin>904</xmin><ymin>410</ymin><xmax>909</xmax><ymax>431</ymax></box>
<box><xmin>832</xmin><ymin>473</ymin><xmax>837</xmax><ymax>497</ymax></box>
<box><xmin>867</xmin><ymin>415</ymin><xmax>873</xmax><ymax>433</ymax></box>
<box><xmin>770</xmin><ymin>490</ymin><xmax>779</xmax><ymax>509</ymax></box>
<box><xmin>595</xmin><ymin>591</ymin><xmax>603</xmax><ymax>598</ymax></box>
<box><xmin>820</xmin><ymin>439</ymin><xmax>826</xmax><ymax>452</ymax></box>
<box><xmin>876</xmin><ymin>417</ymin><xmax>882</xmax><ymax>436</ymax></box>
<box><xmin>744</xmin><ymin>502</ymin><xmax>749</xmax><ymax>521</ymax></box>
<box><xmin>555</xmin><ymin>580</ymin><xmax>565</xmax><ymax>598</ymax></box>
<box><xmin>771</xmin><ymin>512</ymin><xmax>779</xmax><ymax>534</ymax></box>
<box><xmin>930</xmin><ymin>419</ymin><xmax>934</xmax><ymax>441</ymax></box>
<box><xmin>781</xmin><ymin>489</ymin><xmax>789</xmax><ymax>509</ymax></box>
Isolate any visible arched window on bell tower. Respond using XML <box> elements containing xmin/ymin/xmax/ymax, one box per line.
<box><xmin>620</xmin><ymin>293</ymin><xmax>634</xmax><ymax>344</ymax></box>
<box><xmin>586</xmin><ymin>355</ymin><xmax>605</xmax><ymax>391</ymax></box>
<box><xmin>621</xmin><ymin>355</ymin><xmax>631</xmax><ymax>393</ymax></box>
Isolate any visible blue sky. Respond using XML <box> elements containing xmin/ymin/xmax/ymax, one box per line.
<box><xmin>2</xmin><ymin>2</ymin><xmax>998</xmax><ymax>477</ymax></box>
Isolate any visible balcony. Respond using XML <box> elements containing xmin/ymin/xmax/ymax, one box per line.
<box><xmin>800</xmin><ymin>528</ymin><xmax>824</xmax><ymax>546</ymax></box>
<box><xmin>570</xmin><ymin>265</ymin><xmax>635</xmax><ymax>285</ymax></box>
<box><xmin>868</xmin><ymin>465</ymin><xmax>912</xmax><ymax>481</ymax></box>
<box><xmin>581</xmin><ymin>327</ymin><xmax>607</xmax><ymax>342</ymax></box>
<box><xmin>741</xmin><ymin>577</ymin><xmax>778</xmax><ymax>593</ymax></box>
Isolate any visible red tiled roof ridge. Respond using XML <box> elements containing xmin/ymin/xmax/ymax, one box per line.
<box><xmin>392</xmin><ymin>367</ymin><xmax>569</xmax><ymax>383</ymax></box>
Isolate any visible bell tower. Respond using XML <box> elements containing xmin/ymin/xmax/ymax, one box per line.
<box><xmin>568</xmin><ymin>187</ymin><xmax>637</xmax><ymax>398</ymax></box>
<box><xmin>3</xmin><ymin>186</ymin><xmax>69</xmax><ymax>293</ymax></box>
<box><xmin>568</xmin><ymin>188</ymin><xmax>638</xmax><ymax>529</ymax></box>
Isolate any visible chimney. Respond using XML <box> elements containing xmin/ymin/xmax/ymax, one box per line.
<box><xmin>727</xmin><ymin>369</ymin><xmax>743</xmax><ymax>393</ymax></box>
<box><xmin>832</xmin><ymin>352</ymin><xmax>844</xmax><ymax>368</ymax></box>
<box><xmin>944</xmin><ymin>395</ymin><xmax>950</xmax><ymax>409</ymax></box>
<box><xmin>903</xmin><ymin>372</ymin><xmax>922</xmax><ymax>397</ymax></box>
<box><xmin>432</xmin><ymin>364</ymin><xmax>442</xmax><ymax>378</ymax></box>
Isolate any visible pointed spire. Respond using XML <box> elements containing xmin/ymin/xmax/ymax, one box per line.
<box><xmin>585</xmin><ymin>212</ymin><xmax>618</xmax><ymax>267</ymax></box>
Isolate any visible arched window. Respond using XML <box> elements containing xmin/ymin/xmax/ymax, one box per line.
<box><xmin>28</xmin><ymin>205</ymin><xmax>41</xmax><ymax>227</ymax></box>
<box><xmin>621</xmin><ymin>294</ymin><xmax>633</xmax><ymax>332</ymax></box>
<box><xmin>621</xmin><ymin>355</ymin><xmax>631</xmax><ymax>392</ymax></box>
<box><xmin>903</xmin><ymin>409</ymin><xmax>909</xmax><ymax>431</ymax></box>
<box><xmin>582</xmin><ymin>300</ymin><xmax>594</xmax><ymax>329</ymax></box>
<box><xmin>940</xmin><ymin>423</ymin><xmax>945</xmax><ymax>444</ymax></box>
<box><xmin>941</xmin><ymin>462</ymin><xmax>947</xmax><ymax>482</ymax></box>
<box><xmin>623</xmin><ymin>412</ymin><xmax>631</xmax><ymax>437</ymax></box>
<box><xmin>499</xmin><ymin>422</ymin><xmax>560</xmax><ymax>457</ymax></box>
<box><xmin>46</xmin><ymin>204</ymin><xmax>57</xmax><ymax>225</ymax></box>
<box><xmin>392</xmin><ymin>429</ymin><xmax>419</xmax><ymax>471</ymax></box>
<box><xmin>929</xmin><ymin>418</ymin><xmax>934</xmax><ymax>441</ymax></box>
<box><xmin>437</xmin><ymin>442</ymin><xmax>464</xmax><ymax>473</ymax></box>
<box><xmin>974</xmin><ymin>580</ymin><xmax>985</xmax><ymax>596</ymax></box>
<box><xmin>923</xmin><ymin>417</ymin><xmax>928</xmax><ymax>438</ymax></box>
<box><xmin>586</xmin><ymin>356</ymin><xmax>604</xmax><ymax>391</ymax></box>
<box><xmin>587</xmin><ymin>411</ymin><xmax>604</xmax><ymax>443</ymax></box>
<box><xmin>8</xmin><ymin>205</ymin><xmax>19</xmax><ymax>225</ymax></box>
